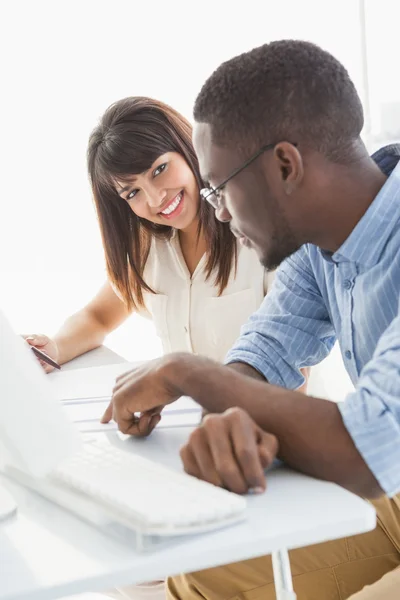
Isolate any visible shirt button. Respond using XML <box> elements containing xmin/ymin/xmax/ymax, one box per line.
<box><xmin>343</xmin><ymin>279</ymin><xmax>352</xmax><ymax>290</ymax></box>
<box><xmin>345</xmin><ymin>350</ymin><xmax>352</xmax><ymax>360</ymax></box>
<box><xmin>184</xmin><ymin>326</ymin><xmax>188</xmax><ymax>333</ymax></box>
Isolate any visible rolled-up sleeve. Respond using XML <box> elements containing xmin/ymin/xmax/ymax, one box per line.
<box><xmin>339</xmin><ymin>308</ymin><xmax>400</xmax><ymax>497</ymax></box>
<box><xmin>226</xmin><ymin>247</ymin><xmax>336</xmax><ymax>389</ymax></box>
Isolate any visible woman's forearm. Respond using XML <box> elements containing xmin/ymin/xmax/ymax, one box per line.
<box><xmin>53</xmin><ymin>281</ymin><xmax>132</xmax><ymax>365</ymax></box>
<box><xmin>53</xmin><ymin>309</ymin><xmax>108</xmax><ymax>364</ymax></box>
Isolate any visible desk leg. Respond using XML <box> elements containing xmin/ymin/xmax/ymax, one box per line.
<box><xmin>271</xmin><ymin>550</ymin><xmax>297</xmax><ymax>600</ymax></box>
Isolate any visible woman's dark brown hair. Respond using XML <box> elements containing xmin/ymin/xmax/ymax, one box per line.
<box><xmin>87</xmin><ymin>96</ymin><xmax>237</xmax><ymax>310</ymax></box>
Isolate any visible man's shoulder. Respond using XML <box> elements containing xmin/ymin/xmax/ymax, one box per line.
<box><xmin>282</xmin><ymin>244</ymin><xmax>326</xmax><ymax>273</ymax></box>
<box><xmin>372</xmin><ymin>143</ymin><xmax>400</xmax><ymax>177</ymax></box>
<box><xmin>275</xmin><ymin>244</ymin><xmax>330</xmax><ymax>291</ymax></box>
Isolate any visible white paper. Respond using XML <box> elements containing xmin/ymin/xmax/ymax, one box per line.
<box><xmin>76</xmin><ymin>411</ymin><xmax>201</xmax><ymax>433</ymax></box>
<box><xmin>63</xmin><ymin>401</ymin><xmax>110</xmax><ymax>422</ymax></box>
<box><xmin>50</xmin><ymin>363</ymin><xmax>202</xmax><ymax>432</ymax></box>
<box><xmin>48</xmin><ymin>362</ymin><xmax>139</xmax><ymax>401</ymax></box>
<box><xmin>63</xmin><ymin>396</ymin><xmax>200</xmax><ymax>423</ymax></box>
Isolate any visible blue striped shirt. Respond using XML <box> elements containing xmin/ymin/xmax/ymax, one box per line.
<box><xmin>226</xmin><ymin>150</ymin><xmax>400</xmax><ymax>497</ymax></box>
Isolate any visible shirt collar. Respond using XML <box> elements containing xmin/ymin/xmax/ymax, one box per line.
<box><xmin>326</xmin><ymin>160</ymin><xmax>400</xmax><ymax>267</ymax></box>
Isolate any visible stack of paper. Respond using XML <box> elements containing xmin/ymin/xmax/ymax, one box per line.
<box><xmin>48</xmin><ymin>363</ymin><xmax>202</xmax><ymax>433</ymax></box>
<box><xmin>48</xmin><ymin>362</ymin><xmax>138</xmax><ymax>402</ymax></box>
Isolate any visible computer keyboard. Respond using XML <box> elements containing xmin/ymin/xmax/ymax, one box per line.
<box><xmin>6</xmin><ymin>440</ymin><xmax>247</xmax><ymax>537</ymax></box>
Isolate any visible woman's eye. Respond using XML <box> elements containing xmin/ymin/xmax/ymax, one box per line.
<box><xmin>153</xmin><ymin>163</ymin><xmax>167</xmax><ymax>177</ymax></box>
<box><xmin>127</xmin><ymin>188</ymin><xmax>139</xmax><ymax>200</ymax></box>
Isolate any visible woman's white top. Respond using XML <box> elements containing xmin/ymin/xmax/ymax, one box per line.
<box><xmin>139</xmin><ymin>232</ymin><xmax>273</xmax><ymax>363</ymax></box>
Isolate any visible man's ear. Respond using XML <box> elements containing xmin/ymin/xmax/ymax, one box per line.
<box><xmin>274</xmin><ymin>142</ymin><xmax>304</xmax><ymax>195</ymax></box>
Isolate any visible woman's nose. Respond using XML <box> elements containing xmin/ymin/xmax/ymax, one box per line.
<box><xmin>147</xmin><ymin>188</ymin><xmax>167</xmax><ymax>208</ymax></box>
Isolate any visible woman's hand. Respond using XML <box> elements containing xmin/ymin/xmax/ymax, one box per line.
<box><xmin>23</xmin><ymin>334</ymin><xmax>59</xmax><ymax>373</ymax></box>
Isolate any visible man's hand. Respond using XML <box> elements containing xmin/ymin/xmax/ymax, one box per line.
<box><xmin>180</xmin><ymin>407</ymin><xmax>278</xmax><ymax>494</ymax></box>
<box><xmin>98</xmin><ymin>352</ymin><xmax>380</xmax><ymax>498</ymax></box>
<box><xmin>101</xmin><ymin>356</ymin><xmax>185</xmax><ymax>436</ymax></box>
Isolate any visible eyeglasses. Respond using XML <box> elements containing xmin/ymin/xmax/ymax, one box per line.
<box><xmin>200</xmin><ymin>142</ymin><xmax>297</xmax><ymax>209</ymax></box>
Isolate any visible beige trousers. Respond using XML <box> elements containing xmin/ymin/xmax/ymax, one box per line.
<box><xmin>67</xmin><ymin>496</ymin><xmax>400</xmax><ymax>600</ymax></box>
<box><xmin>349</xmin><ymin>566</ymin><xmax>400</xmax><ymax>599</ymax></box>
<box><xmin>167</xmin><ymin>495</ymin><xmax>400</xmax><ymax>600</ymax></box>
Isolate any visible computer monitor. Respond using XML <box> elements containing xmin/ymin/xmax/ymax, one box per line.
<box><xmin>0</xmin><ymin>308</ymin><xmax>81</xmax><ymax>519</ymax></box>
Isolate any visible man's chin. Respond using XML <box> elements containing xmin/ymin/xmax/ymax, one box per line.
<box><xmin>253</xmin><ymin>245</ymin><xmax>269</xmax><ymax>268</ymax></box>
<box><xmin>261</xmin><ymin>247</ymin><xmax>301</xmax><ymax>270</ymax></box>
<box><xmin>259</xmin><ymin>249</ymin><xmax>285</xmax><ymax>271</ymax></box>
<box><xmin>260</xmin><ymin>257</ymin><xmax>274</xmax><ymax>269</ymax></box>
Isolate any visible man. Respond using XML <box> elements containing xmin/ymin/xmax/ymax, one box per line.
<box><xmin>104</xmin><ymin>41</ymin><xmax>400</xmax><ymax>599</ymax></box>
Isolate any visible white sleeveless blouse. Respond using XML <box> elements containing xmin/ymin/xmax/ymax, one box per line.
<box><xmin>138</xmin><ymin>232</ymin><xmax>272</xmax><ymax>363</ymax></box>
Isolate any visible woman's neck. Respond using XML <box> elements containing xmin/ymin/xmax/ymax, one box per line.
<box><xmin>178</xmin><ymin>220</ymin><xmax>207</xmax><ymax>276</ymax></box>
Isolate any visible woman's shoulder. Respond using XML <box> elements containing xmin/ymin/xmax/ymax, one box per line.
<box><xmin>146</xmin><ymin>233</ymin><xmax>176</xmax><ymax>260</ymax></box>
<box><xmin>235</xmin><ymin>243</ymin><xmax>275</xmax><ymax>294</ymax></box>
<box><xmin>236</xmin><ymin>243</ymin><xmax>264</xmax><ymax>272</ymax></box>
<box><xmin>143</xmin><ymin>232</ymin><xmax>179</xmax><ymax>282</ymax></box>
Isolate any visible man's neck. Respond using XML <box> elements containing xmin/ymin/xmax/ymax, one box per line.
<box><xmin>309</xmin><ymin>158</ymin><xmax>388</xmax><ymax>253</ymax></box>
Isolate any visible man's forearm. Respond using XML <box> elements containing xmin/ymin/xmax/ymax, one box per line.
<box><xmin>200</xmin><ymin>362</ymin><xmax>265</xmax><ymax>418</ymax></box>
<box><xmin>229</xmin><ymin>361</ymin><xmax>309</xmax><ymax>392</ymax></box>
<box><xmin>171</xmin><ymin>355</ymin><xmax>382</xmax><ymax>498</ymax></box>
<box><xmin>228</xmin><ymin>361</ymin><xmax>267</xmax><ymax>380</ymax></box>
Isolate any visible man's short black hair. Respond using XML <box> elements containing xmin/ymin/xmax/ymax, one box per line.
<box><xmin>193</xmin><ymin>40</ymin><xmax>364</xmax><ymax>162</ymax></box>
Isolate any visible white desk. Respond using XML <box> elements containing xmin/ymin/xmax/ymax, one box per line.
<box><xmin>0</xmin><ymin>348</ymin><xmax>377</xmax><ymax>600</ymax></box>
<box><xmin>60</xmin><ymin>346</ymin><xmax>126</xmax><ymax>371</ymax></box>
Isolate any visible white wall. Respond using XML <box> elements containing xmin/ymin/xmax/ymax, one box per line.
<box><xmin>0</xmin><ymin>1</ymin><xmax>393</xmax><ymax>392</ymax></box>
<box><xmin>364</xmin><ymin>0</ymin><xmax>400</xmax><ymax>139</ymax></box>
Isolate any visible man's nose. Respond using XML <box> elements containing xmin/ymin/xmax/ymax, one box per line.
<box><xmin>215</xmin><ymin>205</ymin><xmax>231</xmax><ymax>223</ymax></box>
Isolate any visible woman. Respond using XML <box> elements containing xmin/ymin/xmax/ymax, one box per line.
<box><xmin>27</xmin><ymin>96</ymin><xmax>274</xmax><ymax>381</ymax></box>
<box><xmin>26</xmin><ymin>96</ymin><xmax>281</xmax><ymax>600</ymax></box>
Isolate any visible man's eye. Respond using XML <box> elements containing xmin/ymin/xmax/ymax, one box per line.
<box><xmin>215</xmin><ymin>185</ymin><xmax>225</xmax><ymax>199</ymax></box>
<box><xmin>153</xmin><ymin>163</ymin><xmax>167</xmax><ymax>177</ymax></box>
<box><xmin>127</xmin><ymin>189</ymin><xmax>139</xmax><ymax>200</ymax></box>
